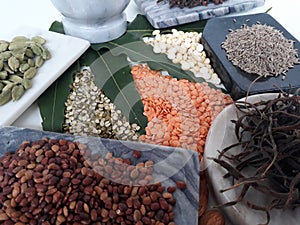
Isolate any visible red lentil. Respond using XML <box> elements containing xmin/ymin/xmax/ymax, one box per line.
<box><xmin>131</xmin><ymin>64</ymin><xmax>232</xmax><ymax>158</ymax></box>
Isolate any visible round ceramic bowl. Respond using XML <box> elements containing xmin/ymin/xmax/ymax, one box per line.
<box><xmin>51</xmin><ymin>0</ymin><xmax>131</xmax><ymax>43</ymax></box>
<box><xmin>203</xmin><ymin>93</ymin><xmax>300</xmax><ymax>225</ymax></box>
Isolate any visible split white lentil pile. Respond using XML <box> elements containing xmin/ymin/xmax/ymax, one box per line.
<box><xmin>131</xmin><ymin>64</ymin><xmax>232</xmax><ymax>158</ymax></box>
<box><xmin>144</xmin><ymin>29</ymin><xmax>221</xmax><ymax>85</ymax></box>
<box><xmin>63</xmin><ymin>69</ymin><xmax>140</xmax><ymax>141</ymax></box>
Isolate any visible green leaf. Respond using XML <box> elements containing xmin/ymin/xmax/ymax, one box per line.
<box><xmin>92</xmin><ymin>14</ymin><xmax>209</xmax><ymax>83</ymax></box>
<box><xmin>49</xmin><ymin>21</ymin><xmax>65</xmax><ymax>34</ymax></box>
<box><xmin>90</xmin><ymin>50</ymin><xmax>147</xmax><ymax>134</ymax></box>
<box><xmin>78</xmin><ymin>47</ymin><xmax>99</xmax><ymax>66</ymax></box>
<box><xmin>37</xmin><ymin>62</ymin><xmax>80</xmax><ymax>132</ymax></box>
<box><xmin>39</xmin><ymin>16</ymin><xmax>211</xmax><ymax>133</ymax></box>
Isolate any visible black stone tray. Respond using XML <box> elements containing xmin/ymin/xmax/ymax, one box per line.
<box><xmin>202</xmin><ymin>13</ymin><xmax>300</xmax><ymax>100</ymax></box>
<box><xmin>0</xmin><ymin>126</ymin><xmax>200</xmax><ymax>225</ymax></box>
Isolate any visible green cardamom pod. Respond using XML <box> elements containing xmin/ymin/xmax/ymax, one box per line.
<box><xmin>0</xmin><ymin>35</ymin><xmax>51</xmax><ymax>105</ymax></box>
<box><xmin>8</xmin><ymin>56</ymin><xmax>20</xmax><ymax>72</ymax></box>
<box><xmin>0</xmin><ymin>88</ymin><xmax>12</xmax><ymax>106</ymax></box>
<box><xmin>12</xmin><ymin>52</ymin><xmax>25</xmax><ymax>62</ymax></box>
<box><xmin>12</xmin><ymin>85</ymin><xmax>25</xmax><ymax>101</ymax></box>
<box><xmin>22</xmin><ymin>78</ymin><xmax>32</xmax><ymax>89</ymax></box>
<box><xmin>35</xmin><ymin>55</ymin><xmax>44</xmax><ymax>67</ymax></box>
<box><xmin>41</xmin><ymin>47</ymin><xmax>51</xmax><ymax>60</ymax></box>
<box><xmin>30</xmin><ymin>43</ymin><xmax>42</xmax><ymax>56</ymax></box>
<box><xmin>2</xmin><ymin>81</ymin><xmax>14</xmax><ymax>92</ymax></box>
<box><xmin>12</xmin><ymin>47</ymin><xmax>26</xmax><ymax>55</ymax></box>
<box><xmin>19</xmin><ymin>63</ymin><xmax>30</xmax><ymax>73</ymax></box>
<box><xmin>3</xmin><ymin>62</ymin><xmax>14</xmax><ymax>74</ymax></box>
<box><xmin>27</xmin><ymin>58</ymin><xmax>35</xmax><ymax>67</ymax></box>
<box><xmin>8</xmin><ymin>41</ymin><xmax>29</xmax><ymax>51</ymax></box>
<box><xmin>32</xmin><ymin>36</ymin><xmax>46</xmax><ymax>45</ymax></box>
<box><xmin>0</xmin><ymin>71</ymin><xmax>8</xmax><ymax>80</ymax></box>
<box><xmin>25</xmin><ymin>48</ymin><xmax>34</xmax><ymax>58</ymax></box>
<box><xmin>0</xmin><ymin>51</ymin><xmax>12</xmax><ymax>60</ymax></box>
<box><xmin>0</xmin><ymin>42</ymin><xmax>9</xmax><ymax>52</ymax></box>
<box><xmin>9</xmin><ymin>75</ymin><xmax>23</xmax><ymax>83</ymax></box>
<box><xmin>24</xmin><ymin>67</ymin><xmax>37</xmax><ymax>79</ymax></box>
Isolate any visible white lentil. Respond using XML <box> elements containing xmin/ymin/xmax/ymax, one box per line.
<box><xmin>144</xmin><ymin>29</ymin><xmax>222</xmax><ymax>85</ymax></box>
<box><xmin>181</xmin><ymin>61</ymin><xmax>191</xmax><ymax>70</ymax></box>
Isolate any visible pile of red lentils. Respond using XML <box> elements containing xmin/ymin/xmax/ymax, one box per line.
<box><xmin>131</xmin><ymin>64</ymin><xmax>232</xmax><ymax>158</ymax></box>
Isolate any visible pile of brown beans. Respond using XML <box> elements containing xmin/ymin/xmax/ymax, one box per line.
<box><xmin>0</xmin><ymin>138</ymin><xmax>183</xmax><ymax>225</ymax></box>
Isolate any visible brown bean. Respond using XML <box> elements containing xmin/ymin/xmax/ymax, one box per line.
<box><xmin>69</xmin><ymin>192</ymin><xmax>79</xmax><ymax>202</ymax></box>
<box><xmin>133</xmin><ymin>209</ymin><xmax>142</xmax><ymax>222</ymax></box>
<box><xmin>82</xmin><ymin>176</ymin><xmax>93</xmax><ymax>186</ymax></box>
<box><xmin>15</xmin><ymin>193</ymin><xmax>25</xmax><ymax>203</ymax></box>
<box><xmin>159</xmin><ymin>198</ymin><xmax>169</xmax><ymax>211</ymax></box>
<box><xmin>0</xmin><ymin>138</ymin><xmax>180</xmax><ymax>225</ymax></box>
<box><xmin>141</xmin><ymin>216</ymin><xmax>152</xmax><ymax>225</ymax></box>
<box><xmin>75</xmin><ymin>201</ymin><xmax>83</xmax><ymax>214</ymax></box>
<box><xmin>46</xmin><ymin>188</ymin><xmax>57</xmax><ymax>196</ymax></box>
<box><xmin>167</xmin><ymin>186</ymin><xmax>176</xmax><ymax>193</ymax></box>
<box><xmin>53</xmin><ymin>191</ymin><xmax>63</xmax><ymax>203</ymax></box>
<box><xmin>150</xmin><ymin>191</ymin><xmax>160</xmax><ymax>202</ymax></box>
<box><xmin>133</xmin><ymin>199</ymin><xmax>141</xmax><ymax>209</ymax></box>
<box><xmin>150</xmin><ymin>202</ymin><xmax>160</xmax><ymax>211</ymax></box>
<box><xmin>176</xmin><ymin>180</ymin><xmax>187</xmax><ymax>190</ymax></box>
<box><xmin>142</xmin><ymin>196</ymin><xmax>151</xmax><ymax>205</ymax></box>
<box><xmin>83</xmin><ymin>186</ymin><xmax>93</xmax><ymax>195</ymax></box>
<box><xmin>163</xmin><ymin>192</ymin><xmax>173</xmax><ymax>199</ymax></box>
<box><xmin>101</xmin><ymin>208</ymin><xmax>109</xmax><ymax>218</ymax></box>
<box><xmin>69</xmin><ymin>201</ymin><xmax>76</xmax><ymax>210</ymax></box>
<box><xmin>0</xmin><ymin>212</ymin><xmax>9</xmax><ymax>220</ymax></box>
<box><xmin>90</xmin><ymin>209</ymin><xmax>97</xmax><ymax>221</ymax></box>
<box><xmin>12</xmin><ymin>185</ymin><xmax>20</xmax><ymax>198</ymax></box>
<box><xmin>59</xmin><ymin>177</ymin><xmax>69</xmax><ymax>187</ymax></box>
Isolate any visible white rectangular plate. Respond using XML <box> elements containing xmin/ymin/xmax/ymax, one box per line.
<box><xmin>0</xmin><ymin>26</ymin><xmax>90</xmax><ymax>126</ymax></box>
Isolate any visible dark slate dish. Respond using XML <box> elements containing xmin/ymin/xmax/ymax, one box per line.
<box><xmin>0</xmin><ymin>126</ymin><xmax>199</xmax><ymax>225</ymax></box>
<box><xmin>202</xmin><ymin>13</ymin><xmax>300</xmax><ymax>100</ymax></box>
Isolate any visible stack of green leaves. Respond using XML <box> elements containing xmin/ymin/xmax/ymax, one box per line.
<box><xmin>37</xmin><ymin>15</ymin><xmax>208</xmax><ymax>134</ymax></box>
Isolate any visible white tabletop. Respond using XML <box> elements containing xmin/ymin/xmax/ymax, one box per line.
<box><xmin>0</xmin><ymin>0</ymin><xmax>299</xmax><ymax>129</ymax></box>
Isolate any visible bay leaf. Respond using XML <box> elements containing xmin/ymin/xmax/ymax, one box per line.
<box><xmin>92</xmin><ymin>15</ymin><xmax>205</xmax><ymax>81</ymax></box>
<box><xmin>39</xmin><ymin>15</ymin><xmax>211</xmax><ymax>133</ymax></box>
<box><xmin>49</xmin><ymin>21</ymin><xmax>65</xmax><ymax>34</ymax></box>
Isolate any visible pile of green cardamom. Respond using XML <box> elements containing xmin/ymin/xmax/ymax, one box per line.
<box><xmin>0</xmin><ymin>35</ymin><xmax>51</xmax><ymax>106</ymax></box>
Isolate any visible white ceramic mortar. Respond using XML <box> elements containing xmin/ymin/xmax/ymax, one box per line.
<box><xmin>51</xmin><ymin>0</ymin><xmax>131</xmax><ymax>43</ymax></box>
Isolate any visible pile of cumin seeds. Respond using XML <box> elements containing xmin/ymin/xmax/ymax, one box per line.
<box><xmin>222</xmin><ymin>22</ymin><xmax>299</xmax><ymax>79</ymax></box>
<box><xmin>63</xmin><ymin>69</ymin><xmax>140</xmax><ymax>141</ymax></box>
